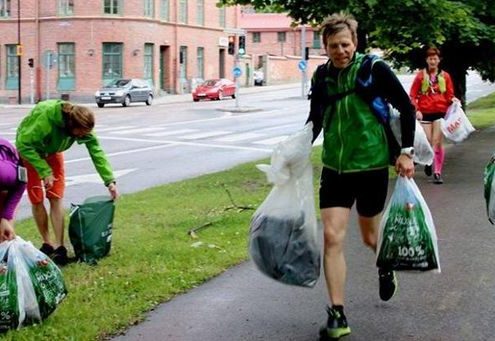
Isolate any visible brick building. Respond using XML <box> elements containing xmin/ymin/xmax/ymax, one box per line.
<box><xmin>239</xmin><ymin>12</ymin><xmax>325</xmax><ymax>69</ymax></box>
<box><xmin>0</xmin><ymin>0</ymin><xmax>241</xmax><ymax>103</ymax></box>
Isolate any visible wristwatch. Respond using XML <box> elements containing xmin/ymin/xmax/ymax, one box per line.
<box><xmin>400</xmin><ymin>147</ymin><xmax>415</xmax><ymax>158</ymax></box>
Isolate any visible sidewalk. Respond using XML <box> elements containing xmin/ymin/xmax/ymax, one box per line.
<box><xmin>112</xmin><ymin>126</ymin><xmax>495</xmax><ymax>341</ymax></box>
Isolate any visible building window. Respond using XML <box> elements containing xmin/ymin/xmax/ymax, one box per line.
<box><xmin>0</xmin><ymin>0</ymin><xmax>10</xmax><ymax>17</ymax></box>
<box><xmin>58</xmin><ymin>0</ymin><xmax>74</xmax><ymax>16</ymax></box>
<box><xmin>277</xmin><ymin>32</ymin><xmax>286</xmax><ymax>43</ymax></box>
<box><xmin>102</xmin><ymin>43</ymin><xmax>123</xmax><ymax>81</ymax></box>
<box><xmin>219</xmin><ymin>7</ymin><xmax>226</xmax><ymax>28</ymax></box>
<box><xmin>6</xmin><ymin>45</ymin><xmax>18</xmax><ymax>89</ymax></box>
<box><xmin>160</xmin><ymin>0</ymin><xmax>169</xmax><ymax>21</ymax></box>
<box><xmin>252</xmin><ymin>32</ymin><xmax>261</xmax><ymax>43</ymax></box>
<box><xmin>312</xmin><ymin>31</ymin><xmax>321</xmax><ymax>49</ymax></box>
<box><xmin>197</xmin><ymin>47</ymin><xmax>204</xmax><ymax>79</ymax></box>
<box><xmin>179</xmin><ymin>0</ymin><xmax>187</xmax><ymax>23</ymax></box>
<box><xmin>179</xmin><ymin>46</ymin><xmax>187</xmax><ymax>79</ymax></box>
<box><xmin>196</xmin><ymin>0</ymin><xmax>204</xmax><ymax>26</ymax></box>
<box><xmin>104</xmin><ymin>0</ymin><xmax>121</xmax><ymax>15</ymax></box>
<box><xmin>144</xmin><ymin>0</ymin><xmax>154</xmax><ymax>17</ymax></box>
<box><xmin>57</xmin><ymin>43</ymin><xmax>75</xmax><ymax>90</ymax></box>
<box><xmin>144</xmin><ymin>43</ymin><xmax>154</xmax><ymax>84</ymax></box>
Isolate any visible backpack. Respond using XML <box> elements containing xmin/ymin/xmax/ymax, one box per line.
<box><xmin>310</xmin><ymin>54</ymin><xmax>400</xmax><ymax>164</ymax></box>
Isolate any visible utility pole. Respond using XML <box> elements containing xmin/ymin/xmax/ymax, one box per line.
<box><xmin>301</xmin><ymin>25</ymin><xmax>307</xmax><ymax>99</ymax></box>
<box><xmin>17</xmin><ymin>0</ymin><xmax>22</xmax><ymax>104</ymax></box>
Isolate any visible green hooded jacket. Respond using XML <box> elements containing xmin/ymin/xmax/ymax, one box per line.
<box><xmin>319</xmin><ymin>53</ymin><xmax>389</xmax><ymax>172</ymax></box>
<box><xmin>15</xmin><ymin>100</ymin><xmax>115</xmax><ymax>185</ymax></box>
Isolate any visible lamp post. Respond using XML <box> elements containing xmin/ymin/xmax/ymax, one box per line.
<box><xmin>17</xmin><ymin>0</ymin><xmax>22</xmax><ymax>104</ymax></box>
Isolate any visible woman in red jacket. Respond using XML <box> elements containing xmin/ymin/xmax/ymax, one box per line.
<box><xmin>410</xmin><ymin>47</ymin><xmax>457</xmax><ymax>184</ymax></box>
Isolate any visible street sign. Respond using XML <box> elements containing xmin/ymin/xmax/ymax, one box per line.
<box><xmin>298</xmin><ymin>60</ymin><xmax>307</xmax><ymax>72</ymax></box>
<box><xmin>232</xmin><ymin>66</ymin><xmax>242</xmax><ymax>78</ymax></box>
<box><xmin>42</xmin><ymin>50</ymin><xmax>57</xmax><ymax>69</ymax></box>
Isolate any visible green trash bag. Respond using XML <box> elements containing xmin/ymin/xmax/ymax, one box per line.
<box><xmin>0</xmin><ymin>244</ymin><xmax>19</xmax><ymax>332</ymax></box>
<box><xmin>484</xmin><ymin>153</ymin><xmax>495</xmax><ymax>224</ymax></box>
<box><xmin>376</xmin><ymin>176</ymin><xmax>440</xmax><ymax>272</ymax></box>
<box><xmin>69</xmin><ymin>196</ymin><xmax>115</xmax><ymax>265</ymax></box>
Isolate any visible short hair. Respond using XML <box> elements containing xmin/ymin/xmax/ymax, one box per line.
<box><xmin>62</xmin><ymin>102</ymin><xmax>95</xmax><ymax>133</ymax></box>
<box><xmin>426</xmin><ymin>47</ymin><xmax>441</xmax><ymax>58</ymax></box>
<box><xmin>320</xmin><ymin>12</ymin><xmax>358</xmax><ymax>48</ymax></box>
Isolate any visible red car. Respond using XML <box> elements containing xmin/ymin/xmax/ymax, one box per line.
<box><xmin>192</xmin><ymin>78</ymin><xmax>236</xmax><ymax>102</ymax></box>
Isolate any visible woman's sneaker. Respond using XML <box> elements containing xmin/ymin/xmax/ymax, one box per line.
<box><xmin>319</xmin><ymin>306</ymin><xmax>351</xmax><ymax>340</ymax></box>
<box><xmin>433</xmin><ymin>173</ymin><xmax>443</xmax><ymax>184</ymax></box>
<box><xmin>379</xmin><ymin>268</ymin><xmax>398</xmax><ymax>301</ymax></box>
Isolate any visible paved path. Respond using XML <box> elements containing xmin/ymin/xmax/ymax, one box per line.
<box><xmin>113</xmin><ymin>124</ymin><xmax>495</xmax><ymax>340</ymax></box>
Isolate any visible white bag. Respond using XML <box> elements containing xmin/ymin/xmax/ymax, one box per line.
<box><xmin>249</xmin><ymin>123</ymin><xmax>320</xmax><ymax>287</ymax></box>
<box><xmin>440</xmin><ymin>102</ymin><xmax>475</xmax><ymax>142</ymax></box>
<box><xmin>389</xmin><ymin>107</ymin><xmax>434</xmax><ymax>166</ymax></box>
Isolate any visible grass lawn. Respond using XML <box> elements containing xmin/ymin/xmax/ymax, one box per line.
<box><xmin>5</xmin><ymin>92</ymin><xmax>495</xmax><ymax>340</ymax></box>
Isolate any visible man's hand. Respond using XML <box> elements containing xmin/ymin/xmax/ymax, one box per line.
<box><xmin>43</xmin><ymin>174</ymin><xmax>55</xmax><ymax>190</ymax></box>
<box><xmin>0</xmin><ymin>219</ymin><xmax>16</xmax><ymax>242</ymax></box>
<box><xmin>395</xmin><ymin>154</ymin><xmax>415</xmax><ymax>178</ymax></box>
<box><xmin>108</xmin><ymin>182</ymin><xmax>119</xmax><ymax>200</ymax></box>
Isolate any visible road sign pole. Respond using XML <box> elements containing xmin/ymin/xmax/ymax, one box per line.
<box><xmin>235</xmin><ymin>54</ymin><xmax>240</xmax><ymax>109</ymax></box>
<box><xmin>301</xmin><ymin>25</ymin><xmax>307</xmax><ymax>99</ymax></box>
<box><xmin>29</xmin><ymin>67</ymin><xmax>34</xmax><ymax>104</ymax></box>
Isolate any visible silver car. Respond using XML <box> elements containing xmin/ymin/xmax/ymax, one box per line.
<box><xmin>95</xmin><ymin>78</ymin><xmax>153</xmax><ymax>107</ymax></box>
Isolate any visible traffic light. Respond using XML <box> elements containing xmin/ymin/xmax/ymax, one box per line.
<box><xmin>228</xmin><ymin>35</ymin><xmax>235</xmax><ymax>55</ymax></box>
<box><xmin>238</xmin><ymin>35</ymin><xmax>246</xmax><ymax>55</ymax></box>
<box><xmin>304</xmin><ymin>47</ymin><xmax>309</xmax><ymax>60</ymax></box>
<box><xmin>28</xmin><ymin>58</ymin><xmax>34</xmax><ymax>68</ymax></box>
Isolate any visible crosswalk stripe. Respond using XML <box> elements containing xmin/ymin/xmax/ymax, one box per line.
<box><xmin>145</xmin><ymin>128</ymin><xmax>198</xmax><ymax>137</ymax></box>
<box><xmin>95</xmin><ymin>125</ymin><xmax>136</xmax><ymax>133</ymax></box>
<box><xmin>253</xmin><ymin>136</ymin><xmax>288</xmax><ymax>145</ymax></box>
<box><xmin>112</xmin><ymin>127</ymin><xmax>166</xmax><ymax>135</ymax></box>
<box><xmin>181</xmin><ymin>131</ymin><xmax>231</xmax><ymax>139</ymax></box>
<box><xmin>215</xmin><ymin>132</ymin><xmax>261</xmax><ymax>142</ymax></box>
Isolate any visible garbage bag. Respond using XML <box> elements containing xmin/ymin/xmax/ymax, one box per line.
<box><xmin>484</xmin><ymin>153</ymin><xmax>495</xmax><ymax>224</ymax></box>
<box><xmin>0</xmin><ymin>242</ymin><xmax>19</xmax><ymax>332</ymax></box>
<box><xmin>69</xmin><ymin>196</ymin><xmax>115</xmax><ymax>265</ymax></box>
<box><xmin>376</xmin><ymin>176</ymin><xmax>440</xmax><ymax>272</ymax></box>
<box><xmin>440</xmin><ymin>101</ymin><xmax>475</xmax><ymax>143</ymax></box>
<box><xmin>389</xmin><ymin>106</ymin><xmax>434</xmax><ymax>166</ymax></box>
<box><xmin>249</xmin><ymin>123</ymin><xmax>320</xmax><ymax>287</ymax></box>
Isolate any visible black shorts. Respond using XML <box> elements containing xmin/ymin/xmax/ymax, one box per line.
<box><xmin>421</xmin><ymin>112</ymin><xmax>446</xmax><ymax>122</ymax></box>
<box><xmin>319</xmin><ymin>167</ymin><xmax>389</xmax><ymax>217</ymax></box>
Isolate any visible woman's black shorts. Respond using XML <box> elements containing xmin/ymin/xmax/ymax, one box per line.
<box><xmin>421</xmin><ymin>112</ymin><xmax>446</xmax><ymax>122</ymax></box>
<box><xmin>319</xmin><ymin>167</ymin><xmax>389</xmax><ymax>217</ymax></box>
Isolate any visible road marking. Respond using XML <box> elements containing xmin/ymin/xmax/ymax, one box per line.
<box><xmin>144</xmin><ymin>128</ymin><xmax>198</xmax><ymax>137</ymax></box>
<box><xmin>66</xmin><ymin>168</ymin><xmax>137</xmax><ymax>186</ymax></box>
<box><xmin>97</xmin><ymin>136</ymin><xmax>272</xmax><ymax>152</ymax></box>
<box><xmin>111</xmin><ymin>127</ymin><xmax>166</xmax><ymax>135</ymax></box>
<box><xmin>95</xmin><ymin>125</ymin><xmax>136</xmax><ymax>133</ymax></box>
<box><xmin>253</xmin><ymin>136</ymin><xmax>288</xmax><ymax>145</ymax></box>
<box><xmin>181</xmin><ymin>131</ymin><xmax>231</xmax><ymax>139</ymax></box>
<box><xmin>214</xmin><ymin>132</ymin><xmax>261</xmax><ymax>142</ymax></box>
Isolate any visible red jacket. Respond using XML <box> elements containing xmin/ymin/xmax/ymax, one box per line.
<box><xmin>409</xmin><ymin>69</ymin><xmax>455</xmax><ymax>115</ymax></box>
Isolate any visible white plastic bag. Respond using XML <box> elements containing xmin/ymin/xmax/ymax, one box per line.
<box><xmin>440</xmin><ymin>102</ymin><xmax>475</xmax><ymax>142</ymax></box>
<box><xmin>376</xmin><ymin>176</ymin><xmax>441</xmax><ymax>272</ymax></box>
<box><xmin>389</xmin><ymin>106</ymin><xmax>434</xmax><ymax>166</ymax></box>
<box><xmin>249</xmin><ymin>123</ymin><xmax>320</xmax><ymax>287</ymax></box>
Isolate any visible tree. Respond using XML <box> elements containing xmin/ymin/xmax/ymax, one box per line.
<box><xmin>222</xmin><ymin>0</ymin><xmax>495</xmax><ymax>106</ymax></box>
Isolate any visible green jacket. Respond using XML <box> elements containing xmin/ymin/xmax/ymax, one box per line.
<box><xmin>318</xmin><ymin>53</ymin><xmax>389</xmax><ymax>172</ymax></box>
<box><xmin>15</xmin><ymin>100</ymin><xmax>115</xmax><ymax>185</ymax></box>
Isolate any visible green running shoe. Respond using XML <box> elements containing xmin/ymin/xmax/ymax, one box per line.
<box><xmin>319</xmin><ymin>306</ymin><xmax>351</xmax><ymax>340</ymax></box>
<box><xmin>379</xmin><ymin>268</ymin><xmax>398</xmax><ymax>301</ymax></box>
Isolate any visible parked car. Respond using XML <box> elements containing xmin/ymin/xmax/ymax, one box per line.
<box><xmin>192</xmin><ymin>79</ymin><xmax>236</xmax><ymax>102</ymax></box>
<box><xmin>95</xmin><ymin>78</ymin><xmax>153</xmax><ymax>107</ymax></box>
<box><xmin>253</xmin><ymin>70</ymin><xmax>264</xmax><ymax>86</ymax></box>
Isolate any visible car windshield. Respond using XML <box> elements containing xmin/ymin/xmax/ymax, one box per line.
<box><xmin>202</xmin><ymin>80</ymin><xmax>219</xmax><ymax>87</ymax></box>
<box><xmin>104</xmin><ymin>79</ymin><xmax>131</xmax><ymax>88</ymax></box>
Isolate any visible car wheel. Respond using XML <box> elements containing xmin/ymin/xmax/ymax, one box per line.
<box><xmin>97</xmin><ymin>103</ymin><xmax>104</xmax><ymax>108</ymax></box>
<box><xmin>193</xmin><ymin>98</ymin><xmax>199</xmax><ymax>102</ymax></box>
<box><xmin>145</xmin><ymin>94</ymin><xmax>153</xmax><ymax>106</ymax></box>
<box><xmin>232</xmin><ymin>94</ymin><xmax>236</xmax><ymax>99</ymax></box>
<box><xmin>122</xmin><ymin>95</ymin><xmax>131</xmax><ymax>107</ymax></box>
